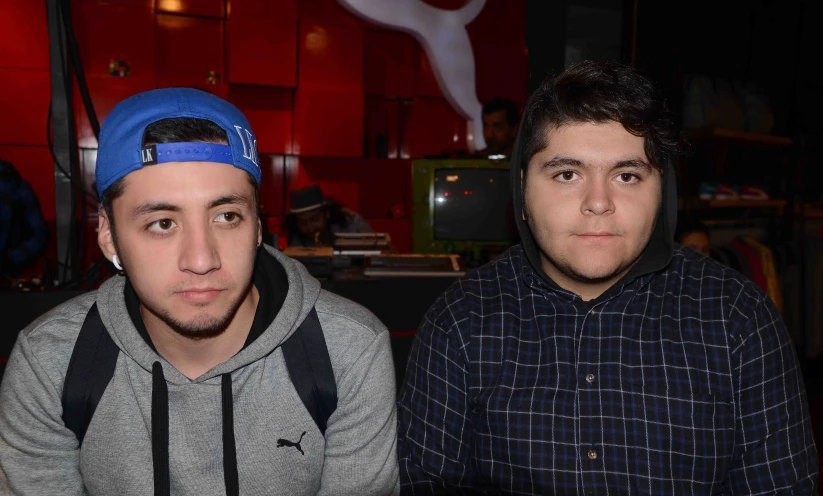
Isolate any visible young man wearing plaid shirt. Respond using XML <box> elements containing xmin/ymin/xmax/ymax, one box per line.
<box><xmin>397</xmin><ymin>60</ymin><xmax>818</xmax><ymax>494</ymax></box>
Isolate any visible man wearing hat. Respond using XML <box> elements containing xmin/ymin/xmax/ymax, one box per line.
<box><xmin>286</xmin><ymin>185</ymin><xmax>374</xmax><ymax>247</ymax></box>
<box><xmin>0</xmin><ymin>88</ymin><xmax>399</xmax><ymax>495</ymax></box>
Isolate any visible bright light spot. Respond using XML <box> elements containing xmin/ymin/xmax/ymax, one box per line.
<box><xmin>446</xmin><ymin>175</ymin><xmax>459</xmax><ymax>182</ymax></box>
<box><xmin>437</xmin><ymin>197</ymin><xmax>445</xmax><ymax>203</ymax></box>
<box><xmin>158</xmin><ymin>0</ymin><xmax>183</xmax><ymax>12</ymax></box>
<box><xmin>306</xmin><ymin>27</ymin><xmax>329</xmax><ymax>54</ymax></box>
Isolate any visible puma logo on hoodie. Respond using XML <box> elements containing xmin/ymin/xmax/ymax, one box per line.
<box><xmin>277</xmin><ymin>431</ymin><xmax>307</xmax><ymax>456</ymax></box>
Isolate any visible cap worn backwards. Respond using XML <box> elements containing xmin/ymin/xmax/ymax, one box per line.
<box><xmin>95</xmin><ymin>88</ymin><xmax>261</xmax><ymax>198</ymax></box>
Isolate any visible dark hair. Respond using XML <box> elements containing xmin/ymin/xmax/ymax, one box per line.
<box><xmin>482</xmin><ymin>98</ymin><xmax>520</xmax><ymax>127</ymax></box>
<box><xmin>675</xmin><ymin>218</ymin><xmax>710</xmax><ymax>243</ymax></box>
<box><xmin>101</xmin><ymin>118</ymin><xmax>258</xmax><ymax>240</ymax></box>
<box><xmin>520</xmin><ymin>60</ymin><xmax>688</xmax><ymax>176</ymax></box>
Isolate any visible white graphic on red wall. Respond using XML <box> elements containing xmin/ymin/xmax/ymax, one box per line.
<box><xmin>339</xmin><ymin>0</ymin><xmax>487</xmax><ymax>152</ymax></box>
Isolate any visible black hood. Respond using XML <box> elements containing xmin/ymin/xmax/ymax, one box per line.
<box><xmin>509</xmin><ymin>124</ymin><xmax>678</xmax><ymax>297</ymax></box>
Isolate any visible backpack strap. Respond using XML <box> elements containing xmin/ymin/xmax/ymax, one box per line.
<box><xmin>282</xmin><ymin>307</ymin><xmax>338</xmax><ymax>435</ymax></box>
<box><xmin>61</xmin><ymin>304</ymin><xmax>337</xmax><ymax>443</ymax></box>
<box><xmin>61</xmin><ymin>303</ymin><xmax>120</xmax><ymax>445</ymax></box>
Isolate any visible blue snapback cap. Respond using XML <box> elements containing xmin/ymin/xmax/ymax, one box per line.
<box><xmin>95</xmin><ymin>87</ymin><xmax>261</xmax><ymax>197</ymax></box>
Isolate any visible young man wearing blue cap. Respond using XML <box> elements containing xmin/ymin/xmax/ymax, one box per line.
<box><xmin>0</xmin><ymin>88</ymin><xmax>399</xmax><ymax>495</ymax></box>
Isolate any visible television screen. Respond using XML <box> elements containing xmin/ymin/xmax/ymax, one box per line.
<box><xmin>433</xmin><ymin>168</ymin><xmax>513</xmax><ymax>242</ymax></box>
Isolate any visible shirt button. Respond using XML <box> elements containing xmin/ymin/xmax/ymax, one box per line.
<box><xmin>586</xmin><ymin>373</ymin><xmax>595</xmax><ymax>384</ymax></box>
<box><xmin>588</xmin><ymin>449</ymin><xmax>598</xmax><ymax>460</ymax></box>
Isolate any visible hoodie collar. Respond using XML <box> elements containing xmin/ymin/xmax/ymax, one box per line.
<box><xmin>96</xmin><ymin>246</ymin><xmax>321</xmax><ymax>385</ymax></box>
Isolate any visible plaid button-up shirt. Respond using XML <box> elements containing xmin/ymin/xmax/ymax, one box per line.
<box><xmin>398</xmin><ymin>245</ymin><xmax>817</xmax><ymax>495</ymax></box>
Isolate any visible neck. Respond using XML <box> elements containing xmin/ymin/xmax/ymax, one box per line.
<box><xmin>541</xmin><ymin>260</ymin><xmax>630</xmax><ymax>302</ymax></box>
<box><xmin>141</xmin><ymin>285</ymin><xmax>259</xmax><ymax>379</ymax></box>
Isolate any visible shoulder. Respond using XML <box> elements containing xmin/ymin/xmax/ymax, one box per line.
<box><xmin>666</xmin><ymin>245</ymin><xmax>767</xmax><ymax>329</ymax></box>
<box><xmin>315</xmin><ymin>289</ymin><xmax>386</xmax><ymax>339</ymax></box>
<box><xmin>12</xmin><ymin>291</ymin><xmax>98</xmax><ymax>390</ymax></box>
<box><xmin>420</xmin><ymin>246</ymin><xmax>525</xmax><ymax>337</ymax></box>
<box><xmin>313</xmin><ymin>290</ymin><xmax>390</xmax><ymax>377</ymax></box>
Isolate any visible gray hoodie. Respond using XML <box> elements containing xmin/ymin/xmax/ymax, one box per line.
<box><xmin>0</xmin><ymin>247</ymin><xmax>399</xmax><ymax>495</ymax></box>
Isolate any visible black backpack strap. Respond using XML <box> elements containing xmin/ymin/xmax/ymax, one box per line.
<box><xmin>61</xmin><ymin>303</ymin><xmax>120</xmax><ymax>445</ymax></box>
<box><xmin>282</xmin><ymin>307</ymin><xmax>337</xmax><ymax>435</ymax></box>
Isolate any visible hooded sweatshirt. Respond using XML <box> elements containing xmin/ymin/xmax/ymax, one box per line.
<box><xmin>397</xmin><ymin>126</ymin><xmax>817</xmax><ymax>493</ymax></box>
<box><xmin>0</xmin><ymin>246</ymin><xmax>400</xmax><ymax>496</ymax></box>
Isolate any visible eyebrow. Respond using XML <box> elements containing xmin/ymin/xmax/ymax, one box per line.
<box><xmin>131</xmin><ymin>202</ymin><xmax>180</xmax><ymax>218</ymax></box>
<box><xmin>539</xmin><ymin>156</ymin><xmax>653</xmax><ymax>172</ymax></box>
<box><xmin>130</xmin><ymin>194</ymin><xmax>251</xmax><ymax>218</ymax></box>
<box><xmin>207</xmin><ymin>194</ymin><xmax>251</xmax><ymax>210</ymax></box>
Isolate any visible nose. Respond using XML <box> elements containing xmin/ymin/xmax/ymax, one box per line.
<box><xmin>581</xmin><ymin>177</ymin><xmax>615</xmax><ymax>216</ymax></box>
<box><xmin>178</xmin><ymin>222</ymin><xmax>221</xmax><ymax>275</ymax></box>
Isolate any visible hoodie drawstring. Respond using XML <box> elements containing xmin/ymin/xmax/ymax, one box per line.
<box><xmin>151</xmin><ymin>366</ymin><xmax>239</xmax><ymax>496</ymax></box>
<box><xmin>222</xmin><ymin>373</ymin><xmax>240</xmax><ymax>496</ymax></box>
<box><xmin>151</xmin><ymin>362</ymin><xmax>170</xmax><ymax>496</ymax></box>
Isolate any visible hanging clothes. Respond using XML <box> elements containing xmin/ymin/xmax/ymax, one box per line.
<box><xmin>731</xmin><ymin>238</ymin><xmax>768</xmax><ymax>292</ymax></box>
<box><xmin>743</xmin><ymin>236</ymin><xmax>783</xmax><ymax>313</ymax></box>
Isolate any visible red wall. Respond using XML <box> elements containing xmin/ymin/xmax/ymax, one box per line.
<box><xmin>0</xmin><ymin>0</ymin><xmax>526</xmax><ymax>261</ymax></box>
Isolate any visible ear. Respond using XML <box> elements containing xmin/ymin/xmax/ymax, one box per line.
<box><xmin>98</xmin><ymin>210</ymin><xmax>117</xmax><ymax>261</ymax></box>
<box><xmin>257</xmin><ymin>217</ymin><xmax>263</xmax><ymax>247</ymax></box>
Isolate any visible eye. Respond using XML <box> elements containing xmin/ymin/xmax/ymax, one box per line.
<box><xmin>555</xmin><ymin>170</ymin><xmax>579</xmax><ymax>182</ymax></box>
<box><xmin>216</xmin><ymin>212</ymin><xmax>241</xmax><ymax>223</ymax></box>
<box><xmin>147</xmin><ymin>219</ymin><xmax>176</xmax><ymax>233</ymax></box>
<box><xmin>617</xmin><ymin>172</ymin><xmax>640</xmax><ymax>184</ymax></box>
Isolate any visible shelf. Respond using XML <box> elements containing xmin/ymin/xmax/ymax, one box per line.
<box><xmin>704</xmin><ymin>199</ymin><xmax>787</xmax><ymax>208</ymax></box>
<box><xmin>680</xmin><ymin>198</ymin><xmax>787</xmax><ymax>210</ymax></box>
<box><xmin>686</xmin><ymin>128</ymin><xmax>792</xmax><ymax>146</ymax></box>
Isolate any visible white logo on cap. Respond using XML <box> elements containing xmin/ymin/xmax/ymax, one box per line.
<box><xmin>234</xmin><ymin>125</ymin><xmax>259</xmax><ymax>167</ymax></box>
<box><xmin>141</xmin><ymin>148</ymin><xmax>153</xmax><ymax>163</ymax></box>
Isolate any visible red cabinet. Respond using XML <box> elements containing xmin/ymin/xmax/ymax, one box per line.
<box><xmin>228</xmin><ymin>0</ymin><xmax>296</xmax><ymax>17</ymax></box>
<box><xmin>403</xmin><ymin>97</ymin><xmax>467</xmax><ymax>158</ymax></box>
<box><xmin>76</xmin><ymin>2</ymin><xmax>155</xmax><ymax>84</ymax></box>
<box><xmin>0</xmin><ymin>68</ymin><xmax>50</xmax><ymax>146</ymax></box>
<box><xmin>228</xmin><ymin>85</ymin><xmax>293</xmax><ymax>154</ymax></box>
<box><xmin>298</xmin><ymin>17</ymin><xmax>363</xmax><ymax>91</ymax></box>
<box><xmin>293</xmin><ymin>89</ymin><xmax>363</xmax><ymax>157</ymax></box>
<box><xmin>364</xmin><ymin>30</ymin><xmax>415</xmax><ymax>98</ymax></box>
<box><xmin>364</xmin><ymin>97</ymin><xmax>399</xmax><ymax>159</ymax></box>
<box><xmin>77</xmin><ymin>0</ymin><xmax>153</xmax><ymax>7</ymax></box>
<box><xmin>414</xmin><ymin>46</ymin><xmax>443</xmax><ymax>98</ymax></box>
<box><xmin>0</xmin><ymin>0</ymin><xmax>49</xmax><ymax>70</ymax></box>
<box><xmin>156</xmin><ymin>0</ymin><xmax>225</xmax><ymax>18</ymax></box>
<box><xmin>155</xmin><ymin>14</ymin><xmax>225</xmax><ymax>91</ymax></box>
<box><xmin>228</xmin><ymin>14</ymin><xmax>297</xmax><ymax>87</ymax></box>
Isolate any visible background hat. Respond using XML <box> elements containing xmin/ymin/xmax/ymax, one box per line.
<box><xmin>289</xmin><ymin>185</ymin><xmax>327</xmax><ymax>213</ymax></box>
<box><xmin>95</xmin><ymin>87</ymin><xmax>261</xmax><ymax>198</ymax></box>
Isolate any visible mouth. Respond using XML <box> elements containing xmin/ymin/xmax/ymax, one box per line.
<box><xmin>576</xmin><ymin>232</ymin><xmax>617</xmax><ymax>241</ymax></box>
<box><xmin>175</xmin><ymin>288</ymin><xmax>225</xmax><ymax>303</ymax></box>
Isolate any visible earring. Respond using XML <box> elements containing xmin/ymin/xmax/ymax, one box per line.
<box><xmin>112</xmin><ymin>254</ymin><xmax>123</xmax><ymax>271</ymax></box>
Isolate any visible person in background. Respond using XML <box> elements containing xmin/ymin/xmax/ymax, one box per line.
<box><xmin>0</xmin><ymin>158</ymin><xmax>49</xmax><ymax>286</ymax></box>
<box><xmin>478</xmin><ymin>98</ymin><xmax>520</xmax><ymax>157</ymax></box>
<box><xmin>675</xmin><ymin>217</ymin><xmax>711</xmax><ymax>256</ymax></box>
<box><xmin>285</xmin><ymin>185</ymin><xmax>373</xmax><ymax>247</ymax></box>
<box><xmin>397</xmin><ymin>60</ymin><xmax>817</xmax><ymax>494</ymax></box>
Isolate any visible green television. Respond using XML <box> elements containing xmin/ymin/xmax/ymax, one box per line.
<box><xmin>412</xmin><ymin>159</ymin><xmax>516</xmax><ymax>262</ymax></box>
